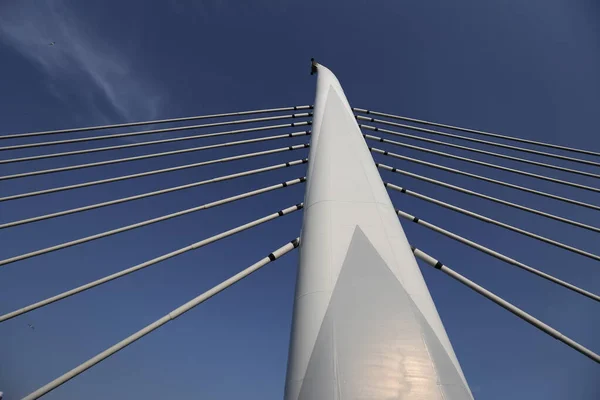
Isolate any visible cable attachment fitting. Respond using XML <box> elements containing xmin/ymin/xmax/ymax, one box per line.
<box><xmin>310</xmin><ymin>58</ymin><xmax>318</xmax><ymax>75</ymax></box>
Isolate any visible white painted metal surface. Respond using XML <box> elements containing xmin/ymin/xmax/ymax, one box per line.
<box><xmin>411</xmin><ymin>246</ymin><xmax>600</xmax><ymax>363</ymax></box>
<box><xmin>0</xmin><ymin>121</ymin><xmax>310</xmax><ymax>164</ymax></box>
<box><xmin>395</xmin><ymin>209</ymin><xmax>600</xmax><ymax>302</ymax></box>
<box><xmin>360</xmin><ymin>124</ymin><xmax>600</xmax><ymax>179</ymax></box>
<box><xmin>0</xmin><ymin>130</ymin><xmax>310</xmax><ymax>181</ymax></box>
<box><xmin>0</xmin><ymin>206</ymin><xmax>303</xmax><ymax>322</ymax></box>
<box><xmin>376</xmin><ymin>163</ymin><xmax>600</xmax><ymax>233</ymax></box>
<box><xmin>365</xmin><ymin>132</ymin><xmax>600</xmax><ymax>193</ymax></box>
<box><xmin>1</xmin><ymin>144</ymin><xmax>309</xmax><ymax>202</ymax></box>
<box><xmin>22</xmin><ymin>238</ymin><xmax>301</xmax><ymax>399</ymax></box>
<box><xmin>357</xmin><ymin>114</ymin><xmax>600</xmax><ymax>168</ymax></box>
<box><xmin>1</xmin><ymin>105</ymin><xmax>312</xmax><ymax>141</ymax></box>
<box><xmin>369</xmin><ymin>147</ymin><xmax>600</xmax><ymax>211</ymax></box>
<box><xmin>354</xmin><ymin>107</ymin><xmax>600</xmax><ymax>158</ymax></box>
<box><xmin>386</xmin><ymin>182</ymin><xmax>600</xmax><ymax>262</ymax></box>
<box><xmin>284</xmin><ymin>63</ymin><xmax>473</xmax><ymax>399</ymax></box>
<box><xmin>1</xmin><ymin>158</ymin><xmax>307</xmax><ymax>229</ymax></box>
<box><xmin>0</xmin><ymin>178</ymin><xmax>305</xmax><ymax>267</ymax></box>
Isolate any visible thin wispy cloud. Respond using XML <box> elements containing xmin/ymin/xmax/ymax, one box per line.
<box><xmin>0</xmin><ymin>0</ymin><xmax>163</xmax><ymax>123</ymax></box>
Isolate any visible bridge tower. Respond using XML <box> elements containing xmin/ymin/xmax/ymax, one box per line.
<box><xmin>284</xmin><ymin>62</ymin><xmax>473</xmax><ymax>400</ymax></box>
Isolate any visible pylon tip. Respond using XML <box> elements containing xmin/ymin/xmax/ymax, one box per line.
<box><xmin>310</xmin><ymin>58</ymin><xmax>318</xmax><ymax>75</ymax></box>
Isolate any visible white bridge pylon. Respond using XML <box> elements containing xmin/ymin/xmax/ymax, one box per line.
<box><xmin>284</xmin><ymin>62</ymin><xmax>474</xmax><ymax>399</ymax></box>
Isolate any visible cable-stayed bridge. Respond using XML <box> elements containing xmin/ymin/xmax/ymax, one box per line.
<box><xmin>1</xmin><ymin>62</ymin><xmax>598</xmax><ymax>399</ymax></box>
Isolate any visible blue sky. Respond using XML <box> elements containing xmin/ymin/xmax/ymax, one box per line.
<box><xmin>1</xmin><ymin>0</ymin><xmax>599</xmax><ymax>399</ymax></box>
